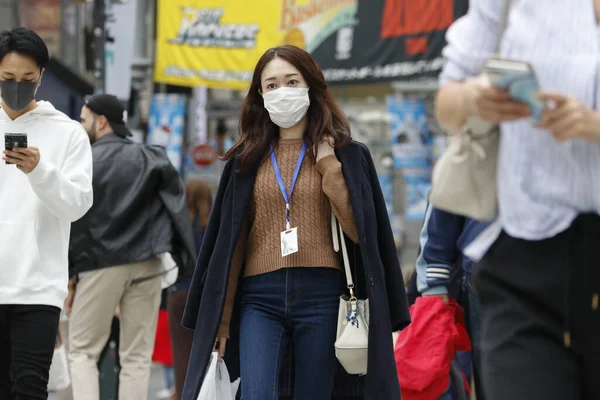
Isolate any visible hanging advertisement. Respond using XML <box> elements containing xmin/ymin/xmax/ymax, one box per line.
<box><xmin>154</xmin><ymin>0</ymin><xmax>468</xmax><ymax>89</ymax></box>
<box><xmin>104</xmin><ymin>0</ymin><xmax>138</xmax><ymax>101</ymax></box>
<box><xmin>388</xmin><ymin>94</ymin><xmax>431</xmax><ymax>169</ymax></box>
<box><xmin>377</xmin><ymin>169</ymin><xmax>404</xmax><ymax>247</ymax></box>
<box><xmin>147</xmin><ymin>94</ymin><xmax>187</xmax><ymax>172</ymax></box>
<box><xmin>403</xmin><ymin>168</ymin><xmax>431</xmax><ymax>221</ymax></box>
<box><xmin>378</xmin><ymin>171</ymin><xmax>394</xmax><ymax>217</ymax></box>
<box><xmin>154</xmin><ymin>0</ymin><xmax>278</xmax><ymax>89</ymax></box>
<box><xmin>388</xmin><ymin>94</ymin><xmax>432</xmax><ymax>221</ymax></box>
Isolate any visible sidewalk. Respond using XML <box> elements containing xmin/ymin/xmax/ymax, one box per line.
<box><xmin>49</xmin><ymin>318</ymin><xmax>168</xmax><ymax>400</ymax></box>
<box><xmin>48</xmin><ymin>363</ymin><xmax>166</xmax><ymax>400</ymax></box>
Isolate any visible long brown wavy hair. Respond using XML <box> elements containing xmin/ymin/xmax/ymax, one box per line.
<box><xmin>185</xmin><ymin>179</ymin><xmax>213</xmax><ymax>228</ymax></box>
<box><xmin>223</xmin><ymin>45</ymin><xmax>351</xmax><ymax>171</ymax></box>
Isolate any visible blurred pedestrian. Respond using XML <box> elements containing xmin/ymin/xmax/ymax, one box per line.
<box><xmin>436</xmin><ymin>1</ymin><xmax>600</xmax><ymax>399</ymax></box>
<box><xmin>181</xmin><ymin>45</ymin><xmax>410</xmax><ymax>400</ymax></box>
<box><xmin>166</xmin><ymin>179</ymin><xmax>212</xmax><ymax>400</ymax></box>
<box><xmin>66</xmin><ymin>94</ymin><xmax>196</xmax><ymax>400</ymax></box>
<box><xmin>0</xmin><ymin>27</ymin><xmax>93</xmax><ymax>399</ymax></box>
<box><xmin>415</xmin><ymin>204</ymin><xmax>489</xmax><ymax>399</ymax></box>
<box><xmin>185</xmin><ymin>179</ymin><xmax>213</xmax><ymax>252</ymax></box>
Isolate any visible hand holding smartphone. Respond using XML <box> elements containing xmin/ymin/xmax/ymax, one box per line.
<box><xmin>4</xmin><ymin>133</ymin><xmax>28</xmax><ymax>165</ymax></box>
<box><xmin>483</xmin><ymin>58</ymin><xmax>545</xmax><ymax>122</ymax></box>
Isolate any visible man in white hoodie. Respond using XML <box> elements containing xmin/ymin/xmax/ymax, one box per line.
<box><xmin>0</xmin><ymin>27</ymin><xmax>93</xmax><ymax>398</ymax></box>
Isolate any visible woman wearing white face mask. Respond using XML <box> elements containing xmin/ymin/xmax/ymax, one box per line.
<box><xmin>181</xmin><ymin>45</ymin><xmax>410</xmax><ymax>400</ymax></box>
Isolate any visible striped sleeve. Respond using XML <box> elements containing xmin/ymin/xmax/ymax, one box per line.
<box><xmin>415</xmin><ymin>204</ymin><xmax>466</xmax><ymax>296</ymax></box>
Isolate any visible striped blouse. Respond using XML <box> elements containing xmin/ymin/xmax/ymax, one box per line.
<box><xmin>440</xmin><ymin>0</ymin><xmax>600</xmax><ymax>242</ymax></box>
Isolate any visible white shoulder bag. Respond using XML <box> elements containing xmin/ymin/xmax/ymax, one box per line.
<box><xmin>332</xmin><ymin>213</ymin><xmax>370</xmax><ymax>375</ymax></box>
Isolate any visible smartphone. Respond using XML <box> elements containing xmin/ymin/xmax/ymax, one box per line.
<box><xmin>4</xmin><ymin>133</ymin><xmax>27</xmax><ymax>165</ymax></box>
<box><xmin>483</xmin><ymin>58</ymin><xmax>545</xmax><ymax>122</ymax></box>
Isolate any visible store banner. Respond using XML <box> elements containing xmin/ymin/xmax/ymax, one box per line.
<box><xmin>155</xmin><ymin>0</ymin><xmax>276</xmax><ymax>90</ymax></box>
<box><xmin>315</xmin><ymin>0</ymin><xmax>468</xmax><ymax>84</ymax></box>
<box><xmin>154</xmin><ymin>0</ymin><xmax>468</xmax><ymax>89</ymax></box>
<box><xmin>147</xmin><ymin>94</ymin><xmax>187</xmax><ymax>172</ymax></box>
<box><xmin>388</xmin><ymin>94</ymin><xmax>432</xmax><ymax>221</ymax></box>
<box><xmin>105</xmin><ymin>0</ymin><xmax>138</xmax><ymax>101</ymax></box>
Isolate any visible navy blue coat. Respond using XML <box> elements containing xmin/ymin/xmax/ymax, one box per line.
<box><xmin>181</xmin><ymin>140</ymin><xmax>411</xmax><ymax>399</ymax></box>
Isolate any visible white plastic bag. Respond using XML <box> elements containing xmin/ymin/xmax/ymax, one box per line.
<box><xmin>159</xmin><ymin>252</ymin><xmax>179</xmax><ymax>289</ymax></box>
<box><xmin>197</xmin><ymin>352</ymin><xmax>240</xmax><ymax>400</ymax></box>
<box><xmin>48</xmin><ymin>343</ymin><xmax>70</xmax><ymax>392</ymax></box>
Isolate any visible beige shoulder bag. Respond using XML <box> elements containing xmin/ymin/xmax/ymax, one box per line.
<box><xmin>429</xmin><ymin>0</ymin><xmax>512</xmax><ymax>221</ymax></box>
<box><xmin>332</xmin><ymin>213</ymin><xmax>369</xmax><ymax>375</ymax></box>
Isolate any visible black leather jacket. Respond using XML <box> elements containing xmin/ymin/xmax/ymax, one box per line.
<box><xmin>69</xmin><ymin>134</ymin><xmax>196</xmax><ymax>279</ymax></box>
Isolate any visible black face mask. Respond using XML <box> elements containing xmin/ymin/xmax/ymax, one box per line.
<box><xmin>0</xmin><ymin>80</ymin><xmax>38</xmax><ymax>112</ymax></box>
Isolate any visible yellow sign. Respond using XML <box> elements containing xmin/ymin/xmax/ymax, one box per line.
<box><xmin>154</xmin><ymin>0</ymin><xmax>357</xmax><ymax>90</ymax></box>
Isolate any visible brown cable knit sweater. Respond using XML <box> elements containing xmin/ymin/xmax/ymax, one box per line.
<box><xmin>218</xmin><ymin>139</ymin><xmax>358</xmax><ymax>338</ymax></box>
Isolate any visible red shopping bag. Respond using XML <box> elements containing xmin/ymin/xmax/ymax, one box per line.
<box><xmin>152</xmin><ymin>309</ymin><xmax>173</xmax><ymax>366</ymax></box>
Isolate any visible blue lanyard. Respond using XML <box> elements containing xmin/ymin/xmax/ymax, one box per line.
<box><xmin>270</xmin><ymin>143</ymin><xmax>307</xmax><ymax>230</ymax></box>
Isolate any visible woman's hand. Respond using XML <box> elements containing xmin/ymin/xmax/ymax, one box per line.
<box><xmin>538</xmin><ymin>91</ymin><xmax>600</xmax><ymax>143</ymax></box>
<box><xmin>316</xmin><ymin>136</ymin><xmax>336</xmax><ymax>163</ymax></box>
<box><xmin>466</xmin><ymin>75</ymin><xmax>532</xmax><ymax>123</ymax></box>
<box><xmin>214</xmin><ymin>337</ymin><xmax>227</xmax><ymax>360</ymax></box>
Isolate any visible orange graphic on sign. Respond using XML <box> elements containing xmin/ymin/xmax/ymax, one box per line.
<box><xmin>280</xmin><ymin>0</ymin><xmax>355</xmax><ymax>31</ymax></box>
<box><xmin>380</xmin><ymin>0</ymin><xmax>454</xmax><ymax>38</ymax></box>
<box><xmin>406</xmin><ymin>37</ymin><xmax>429</xmax><ymax>55</ymax></box>
<box><xmin>284</xmin><ymin>28</ymin><xmax>306</xmax><ymax>48</ymax></box>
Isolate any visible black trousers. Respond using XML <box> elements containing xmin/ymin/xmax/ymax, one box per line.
<box><xmin>475</xmin><ymin>214</ymin><xmax>600</xmax><ymax>400</ymax></box>
<box><xmin>0</xmin><ymin>305</ymin><xmax>61</xmax><ymax>400</ymax></box>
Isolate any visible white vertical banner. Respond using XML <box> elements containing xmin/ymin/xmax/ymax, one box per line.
<box><xmin>193</xmin><ymin>87</ymin><xmax>208</xmax><ymax>144</ymax></box>
<box><xmin>104</xmin><ymin>0</ymin><xmax>138</xmax><ymax>101</ymax></box>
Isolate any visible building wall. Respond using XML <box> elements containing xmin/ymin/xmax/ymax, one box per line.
<box><xmin>0</xmin><ymin>0</ymin><xmax>89</xmax><ymax>120</ymax></box>
<box><xmin>37</xmin><ymin>72</ymin><xmax>87</xmax><ymax>120</ymax></box>
<box><xmin>0</xmin><ymin>0</ymin><xmax>17</xmax><ymax>30</ymax></box>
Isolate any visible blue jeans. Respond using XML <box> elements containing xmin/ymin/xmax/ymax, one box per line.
<box><xmin>239</xmin><ymin>267</ymin><xmax>343</xmax><ymax>400</ymax></box>
<box><xmin>164</xmin><ymin>365</ymin><xmax>174</xmax><ymax>390</ymax></box>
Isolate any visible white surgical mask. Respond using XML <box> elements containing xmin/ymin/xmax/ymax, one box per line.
<box><xmin>263</xmin><ymin>87</ymin><xmax>310</xmax><ymax>129</ymax></box>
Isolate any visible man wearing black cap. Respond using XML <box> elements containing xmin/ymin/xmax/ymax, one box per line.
<box><xmin>79</xmin><ymin>93</ymin><xmax>133</xmax><ymax>141</ymax></box>
<box><xmin>66</xmin><ymin>94</ymin><xmax>196</xmax><ymax>400</ymax></box>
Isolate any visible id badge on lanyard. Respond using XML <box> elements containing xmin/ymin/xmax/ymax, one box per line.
<box><xmin>270</xmin><ymin>143</ymin><xmax>307</xmax><ymax>257</ymax></box>
<box><xmin>281</xmin><ymin>225</ymin><xmax>299</xmax><ymax>257</ymax></box>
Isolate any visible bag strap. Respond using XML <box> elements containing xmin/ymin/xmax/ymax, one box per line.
<box><xmin>331</xmin><ymin>211</ymin><xmax>356</xmax><ymax>300</ymax></box>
